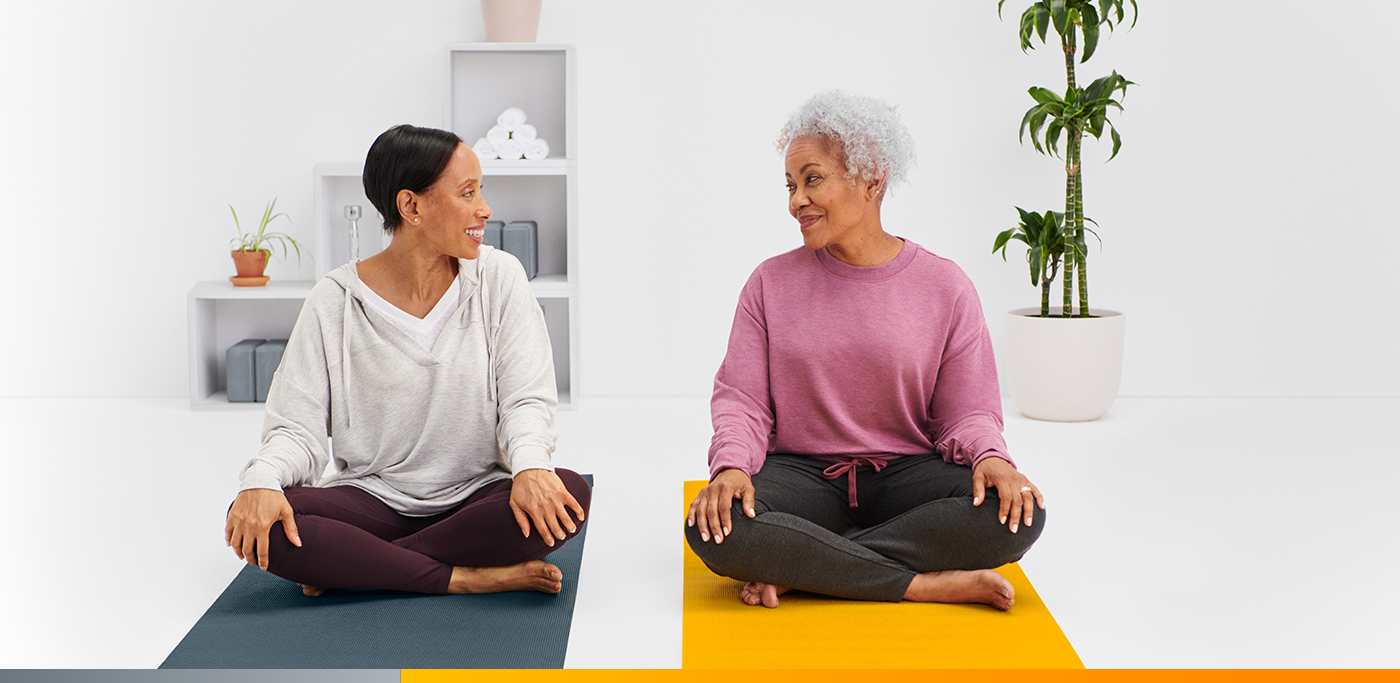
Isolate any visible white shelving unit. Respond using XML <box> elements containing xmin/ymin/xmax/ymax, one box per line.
<box><xmin>447</xmin><ymin>43</ymin><xmax>578</xmax><ymax>406</ymax></box>
<box><xmin>190</xmin><ymin>43</ymin><xmax>580</xmax><ymax>409</ymax></box>
<box><xmin>187</xmin><ymin>280</ymin><xmax>315</xmax><ymax>410</ymax></box>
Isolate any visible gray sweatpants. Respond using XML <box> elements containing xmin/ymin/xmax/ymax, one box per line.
<box><xmin>685</xmin><ymin>454</ymin><xmax>1044</xmax><ymax>602</ymax></box>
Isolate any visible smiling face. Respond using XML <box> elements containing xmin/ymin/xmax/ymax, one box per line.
<box><xmin>784</xmin><ymin>136</ymin><xmax>882</xmax><ymax>253</ymax></box>
<box><xmin>413</xmin><ymin>143</ymin><xmax>492</xmax><ymax>260</ymax></box>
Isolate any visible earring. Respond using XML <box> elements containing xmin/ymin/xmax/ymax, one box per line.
<box><xmin>413</xmin><ymin>218</ymin><xmax>420</xmax><ymax>224</ymax></box>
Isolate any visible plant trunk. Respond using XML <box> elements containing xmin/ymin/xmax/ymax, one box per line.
<box><xmin>1041</xmin><ymin>278</ymin><xmax>1051</xmax><ymax>317</ymax></box>
<box><xmin>1064</xmin><ymin>27</ymin><xmax>1077</xmax><ymax>91</ymax></box>
<box><xmin>1062</xmin><ymin>21</ymin><xmax>1079</xmax><ymax>317</ymax></box>
<box><xmin>1073</xmin><ymin>132</ymin><xmax>1087</xmax><ymax>316</ymax></box>
<box><xmin>1063</xmin><ymin>138</ymin><xmax>1077</xmax><ymax>318</ymax></box>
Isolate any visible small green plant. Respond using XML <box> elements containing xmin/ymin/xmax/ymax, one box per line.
<box><xmin>229</xmin><ymin>198</ymin><xmax>302</xmax><ymax>261</ymax></box>
<box><xmin>997</xmin><ymin>0</ymin><xmax>1136</xmax><ymax>318</ymax></box>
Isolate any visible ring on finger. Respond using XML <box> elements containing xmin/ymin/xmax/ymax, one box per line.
<box><xmin>1020</xmin><ymin>486</ymin><xmax>1033</xmax><ymax>493</ymax></box>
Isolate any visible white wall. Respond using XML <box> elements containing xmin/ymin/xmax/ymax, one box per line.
<box><xmin>2</xmin><ymin>0</ymin><xmax>1396</xmax><ymax>399</ymax></box>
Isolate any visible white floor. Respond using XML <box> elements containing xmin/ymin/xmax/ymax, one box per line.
<box><xmin>0</xmin><ymin>396</ymin><xmax>1396</xmax><ymax>668</ymax></box>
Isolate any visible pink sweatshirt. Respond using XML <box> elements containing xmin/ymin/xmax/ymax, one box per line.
<box><xmin>708</xmin><ymin>239</ymin><xmax>1012</xmax><ymax>480</ymax></box>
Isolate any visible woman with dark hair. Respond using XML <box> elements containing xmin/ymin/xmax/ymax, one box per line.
<box><xmin>685</xmin><ymin>92</ymin><xmax>1044</xmax><ymax>610</ymax></box>
<box><xmin>224</xmin><ymin>124</ymin><xmax>589</xmax><ymax>596</ymax></box>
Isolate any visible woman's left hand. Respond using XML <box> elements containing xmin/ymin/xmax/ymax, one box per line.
<box><xmin>972</xmin><ymin>457</ymin><xmax>1045</xmax><ymax>534</ymax></box>
<box><xmin>509</xmin><ymin>468</ymin><xmax>586</xmax><ymax>547</ymax></box>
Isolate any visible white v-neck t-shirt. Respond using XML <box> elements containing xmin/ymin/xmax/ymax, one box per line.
<box><xmin>358</xmin><ymin>276</ymin><xmax>462</xmax><ymax>353</ymax></box>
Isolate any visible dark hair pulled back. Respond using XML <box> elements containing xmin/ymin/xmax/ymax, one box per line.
<box><xmin>362</xmin><ymin>124</ymin><xmax>463</xmax><ymax>235</ymax></box>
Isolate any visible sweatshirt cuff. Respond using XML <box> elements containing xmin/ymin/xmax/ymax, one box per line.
<box><xmin>508</xmin><ymin>445</ymin><xmax>555</xmax><ymax>475</ymax></box>
<box><xmin>239</xmin><ymin>461</ymin><xmax>286</xmax><ymax>492</ymax></box>
<box><xmin>969</xmin><ymin>450</ymin><xmax>1014</xmax><ymax>471</ymax></box>
<box><xmin>709</xmin><ymin>448</ymin><xmax>756</xmax><ymax>480</ymax></box>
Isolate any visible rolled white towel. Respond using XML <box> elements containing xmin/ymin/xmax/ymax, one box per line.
<box><xmin>497</xmin><ymin>107</ymin><xmax>528</xmax><ymax>132</ymax></box>
<box><xmin>485</xmin><ymin>125</ymin><xmax>511</xmax><ymax>147</ymax></box>
<box><xmin>496</xmin><ymin>138</ymin><xmax>526</xmax><ymax>161</ymax></box>
<box><xmin>523</xmin><ymin>138</ymin><xmax>550</xmax><ymax>161</ymax></box>
<box><xmin>471</xmin><ymin>137</ymin><xmax>498</xmax><ymax>160</ymax></box>
<box><xmin>511</xmin><ymin>123</ymin><xmax>538</xmax><ymax>143</ymax></box>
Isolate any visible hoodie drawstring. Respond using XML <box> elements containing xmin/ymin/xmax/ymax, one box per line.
<box><xmin>342</xmin><ymin>287</ymin><xmax>354</xmax><ymax>428</ymax></box>
<box><xmin>478</xmin><ymin>249</ymin><xmax>497</xmax><ymax>404</ymax></box>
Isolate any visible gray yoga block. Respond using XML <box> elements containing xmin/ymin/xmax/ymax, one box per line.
<box><xmin>484</xmin><ymin>220</ymin><xmax>504</xmax><ymax>250</ymax></box>
<box><xmin>502</xmin><ymin>220</ymin><xmax>538</xmax><ymax>280</ymax></box>
<box><xmin>226</xmin><ymin>339</ymin><xmax>264</xmax><ymax>403</ymax></box>
<box><xmin>254</xmin><ymin>339</ymin><xmax>288</xmax><ymax>403</ymax></box>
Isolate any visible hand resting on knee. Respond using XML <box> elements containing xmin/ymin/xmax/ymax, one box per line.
<box><xmin>686</xmin><ymin>468</ymin><xmax>757</xmax><ymax>544</ymax></box>
<box><xmin>225</xmin><ymin>488</ymin><xmax>302</xmax><ymax>571</ymax></box>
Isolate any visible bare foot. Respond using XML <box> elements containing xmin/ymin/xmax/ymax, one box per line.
<box><xmin>448</xmin><ymin>560</ymin><xmax>563</xmax><ymax>595</ymax></box>
<box><xmin>903</xmin><ymin>569</ymin><xmax>1015</xmax><ymax>610</ymax></box>
<box><xmin>298</xmin><ymin>583</ymin><xmax>325</xmax><ymax>597</ymax></box>
<box><xmin>740</xmin><ymin>581</ymin><xmax>791</xmax><ymax>608</ymax></box>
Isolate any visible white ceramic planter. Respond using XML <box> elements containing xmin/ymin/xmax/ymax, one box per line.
<box><xmin>481</xmin><ymin>0</ymin><xmax>542</xmax><ymax>42</ymax></box>
<box><xmin>1004</xmin><ymin>308</ymin><xmax>1125</xmax><ymax>422</ymax></box>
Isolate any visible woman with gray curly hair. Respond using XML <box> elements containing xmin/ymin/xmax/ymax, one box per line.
<box><xmin>685</xmin><ymin>91</ymin><xmax>1046</xmax><ymax>610</ymax></box>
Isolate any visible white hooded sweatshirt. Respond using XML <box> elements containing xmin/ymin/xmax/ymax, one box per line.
<box><xmin>238</xmin><ymin>246</ymin><xmax>557</xmax><ymax>516</ymax></box>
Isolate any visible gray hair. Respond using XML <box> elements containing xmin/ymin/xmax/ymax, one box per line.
<box><xmin>775</xmin><ymin>90</ymin><xmax>917</xmax><ymax>196</ymax></box>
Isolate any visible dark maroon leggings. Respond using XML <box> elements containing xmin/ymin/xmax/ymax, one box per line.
<box><xmin>262</xmin><ymin>469</ymin><xmax>591</xmax><ymax>594</ymax></box>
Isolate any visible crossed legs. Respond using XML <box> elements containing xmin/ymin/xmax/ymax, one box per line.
<box><xmin>685</xmin><ymin>455</ymin><xmax>1043</xmax><ymax>607</ymax></box>
<box><xmin>263</xmin><ymin>469</ymin><xmax>591</xmax><ymax>595</ymax></box>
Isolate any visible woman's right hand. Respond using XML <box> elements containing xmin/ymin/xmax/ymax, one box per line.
<box><xmin>686</xmin><ymin>468</ymin><xmax>755</xmax><ymax>544</ymax></box>
<box><xmin>224</xmin><ymin>488</ymin><xmax>301</xmax><ymax>570</ymax></box>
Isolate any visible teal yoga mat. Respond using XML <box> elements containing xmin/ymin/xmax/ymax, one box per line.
<box><xmin>162</xmin><ymin>475</ymin><xmax>591</xmax><ymax>669</ymax></box>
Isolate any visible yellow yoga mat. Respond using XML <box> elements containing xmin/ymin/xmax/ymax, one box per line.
<box><xmin>681</xmin><ymin>480</ymin><xmax>1083</xmax><ymax>669</ymax></box>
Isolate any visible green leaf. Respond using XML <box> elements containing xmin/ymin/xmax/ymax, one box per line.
<box><xmin>1117</xmin><ymin>74</ymin><xmax>1136</xmax><ymax>99</ymax></box>
<box><xmin>1084</xmin><ymin>76</ymin><xmax>1105</xmax><ymax>101</ymax></box>
<box><xmin>1081</xmin><ymin>17</ymin><xmax>1100</xmax><ymax>62</ymax></box>
<box><xmin>1088</xmin><ymin>113</ymin><xmax>1105</xmax><ymax>138</ymax></box>
<box><xmin>1021</xmin><ymin>104</ymin><xmax>1051</xmax><ymax>151</ymax></box>
<box><xmin>1019</xmin><ymin>106</ymin><xmax>1037</xmax><ymax>145</ymax></box>
<box><xmin>1089</xmin><ymin>71</ymin><xmax>1128</xmax><ymax>101</ymax></box>
<box><xmin>1108</xmin><ymin>122</ymin><xmax>1122</xmax><ymax>160</ymax></box>
<box><xmin>1040</xmin><ymin>211</ymin><xmax>1063</xmax><ymax>243</ymax></box>
<box><xmin>1035</xmin><ymin>5</ymin><xmax>1050</xmax><ymax>43</ymax></box>
<box><xmin>1046</xmin><ymin>119</ymin><xmax>1065</xmax><ymax>157</ymax></box>
<box><xmin>1081</xmin><ymin>2</ymin><xmax>1101</xmax><ymax>27</ymax></box>
<box><xmin>1081</xmin><ymin>221</ymin><xmax>1103</xmax><ymax>249</ymax></box>
<box><xmin>1024</xmin><ymin>215</ymin><xmax>1044</xmax><ymax>242</ymax></box>
<box><xmin>993</xmin><ymin>228</ymin><xmax>1015</xmax><ymax>255</ymax></box>
<box><xmin>1018</xmin><ymin>8</ymin><xmax>1037</xmax><ymax>51</ymax></box>
<box><xmin>1027</xmin><ymin>108</ymin><xmax>1051</xmax><ymax>153</ymax></box>
<box><xmin>1029</xmin><ymin>86</ymin><xmax>1062</xmax><ymax>105</ymax></box>
<box><xmin>1050</xmin><ymin>0</ymin><xmax>1069</xmax><ymax>36</ymax></box>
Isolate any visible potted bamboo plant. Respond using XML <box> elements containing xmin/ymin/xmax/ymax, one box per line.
<box><xmin>993</xmin><ymin>0</ymin><xmax>1135</xmax><ymax>421</ymax></box>
<box><xmin>229</xmin><ymin>198</ymin><xmax>302</xmax><ymax>287</ymax></box>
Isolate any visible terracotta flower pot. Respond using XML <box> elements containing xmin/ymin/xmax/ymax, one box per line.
<box><xmin>230</xmin><ymin>250</ymin><xmax>270</xmax><ymax>286</ymax></box>
<box><xmin>231</xmin><ymin>250</ymin><xmax>268</xmax><ymax>277</ymax></box>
